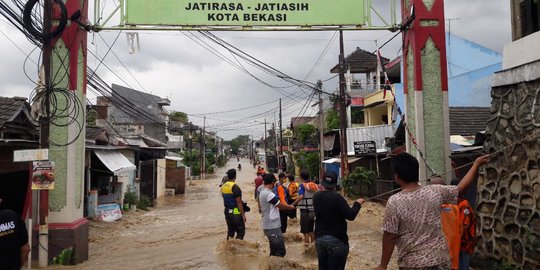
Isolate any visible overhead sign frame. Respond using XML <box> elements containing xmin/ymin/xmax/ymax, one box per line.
<box><xmin>93</xmin><ymin>0</ymin><xmax>399</xmax><ymax>31</ymax></box>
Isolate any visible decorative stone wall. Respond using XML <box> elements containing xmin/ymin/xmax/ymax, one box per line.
<box><xmin>477</xmin><ymin>71</ymin><xmax>540</xmax><ymax>268</ymax></box>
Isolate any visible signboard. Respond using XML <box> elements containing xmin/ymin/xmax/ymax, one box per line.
<box><xmin>125</xmin><ymin>0</ymin><xmax>366</xmax><ymax>27</ymax></box>
<box><xmin>32</xmin><ymin>161</ymin><xmax>55</xmax><ymax>190</ymax></box>
<box><xmin>96</xmin><ymin>203</ymin><xmax>123</xmax><ymax>222</ymax></box>
<box><xmin>14</xmin><ymin>149</ymin><xmax>49</xmax><ymax>162</ymax></box>
<box><xmin>354</xmin><ymin>141</ymin><xmax>376</xmax><ymax>155</ymax></box>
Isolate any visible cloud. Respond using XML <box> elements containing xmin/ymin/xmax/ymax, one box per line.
<box><xmin>0</xmin><ymin>0</ymin><xmax>512</xmax><ymax>140</ymax></box>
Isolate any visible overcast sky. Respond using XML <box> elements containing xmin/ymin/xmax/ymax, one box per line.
<box><xmin>0</xmin><ymin>0</ymin><xmax>511</xmax><ymax>140</ymax></box>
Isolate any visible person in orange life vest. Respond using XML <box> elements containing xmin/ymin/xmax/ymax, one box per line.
<box><xmin>450</xmin><ymin>179</ymin><xmax>477</xmax><ymax>270</ymax></box>
<box><xmin>291</xmin><ymin>170</ymin><xmax>319</xmax><ymax>246</ymax></box>
<box><xmin>275</xmin><ymin>172</ymin><xmax>293</xmax><ymax>233</ymax></box>
<box><xmin>287</xmin><ymin>174</ymin><xmax>299</xmax><ymax>219</ymax></box>
<box><xmin>221</xmin><ymin>169</ymin><xmax>246</xmax><ymax>240</ymax></box>
<box><xmin>430</xmin><ymin>177</ymin><xmax>461</xmax><ymax>270</ymax></box>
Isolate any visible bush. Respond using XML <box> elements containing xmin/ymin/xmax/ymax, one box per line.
<box><xmin>138</xmin><ymin>195</ymin><xmax>151</xmax><ymax>211</ymax></box>
<box><xmin>124</xmin><ymin>192</ymin><xmax>138</xmax><ymax>206</ymax></box>
<box><xmin>341</xmin><ymin>167</ymin><xmax>376</xmax><ymax>198</ymax></box>
<box><xmin>192</xmin><ymin>165</ymin><xmax>201</xmax><ymax>176</ymax></box>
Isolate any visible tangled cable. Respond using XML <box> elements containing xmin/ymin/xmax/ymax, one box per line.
<box><xmin>22</xmin><ymin>0</ymin><xmax>67</xmax><ymax>42</ymax></box>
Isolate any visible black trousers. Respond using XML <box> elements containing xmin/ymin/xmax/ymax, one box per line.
<box><xmin>224</xmin><ymin>209</ymin><xmax>245</xmax><ymax>240</ymax></box>
<box><xmin>279</xmin><ymin>210</ymin><xmax>288</xmax><ymax>233</ymax></box>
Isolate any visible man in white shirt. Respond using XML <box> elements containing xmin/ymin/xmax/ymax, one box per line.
<box><xmin>258</xmin><ymin>173</ymin><xmax>295</xmax><ymax>257</ymax></box>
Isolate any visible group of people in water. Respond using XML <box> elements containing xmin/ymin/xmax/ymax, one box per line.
<box><xmin>220</xmin><ymin>153</ymin><xmax>489</xmax><ymax>270</ymax></box>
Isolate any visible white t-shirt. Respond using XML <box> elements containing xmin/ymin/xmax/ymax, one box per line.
<box><xmin>258</xmin><ymin>187</ymin><xmax>281</xmax><ymax>230</ymax></box>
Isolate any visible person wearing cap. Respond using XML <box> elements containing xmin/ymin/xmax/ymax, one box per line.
<box><xmin>221</xmin><ymin>168</ymin><xmax>246</xmax><ymax>240</ymax></box>
<box><xmin>259</xmin><ymin>173</ymin><xmax>296</xmax><ymax>257</ymax></box>
<box><xmin>313</xmin><ymin>171</ymin><xmax>364</xmax><ymax>270</ymax></box>
<box><xmin>0</xmin><ymin>197</ymin><xmax>30</xmax><ymax>270</ymax></box>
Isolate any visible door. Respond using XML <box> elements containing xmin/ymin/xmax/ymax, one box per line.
<box><xmin>139</xmin><ymin>160</ymin><xmax>156</xmax><ymax>200</ymax></box>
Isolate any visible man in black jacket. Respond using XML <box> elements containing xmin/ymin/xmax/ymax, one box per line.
<box><xmin>313</xmin><ymin>171</ymin><xmax>365</xmax><ymax>270</ymax></box>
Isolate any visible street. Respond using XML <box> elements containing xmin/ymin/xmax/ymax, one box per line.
<box><xmin>47</xmin><ymin>159</ymin><xmax>396</xmax><ymax>269</ymax></box>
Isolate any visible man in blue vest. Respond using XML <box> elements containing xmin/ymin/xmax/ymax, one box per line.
<box><xmin>221</xmin><ymin>168</ymin><xmax>246</xmax><ymax>240</ymax></box>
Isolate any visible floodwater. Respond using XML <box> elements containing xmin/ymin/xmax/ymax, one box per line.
<box><xmin>51</xmin><ymin>159</ymin><xmax>397</xmax><ymax>269</ymax></box>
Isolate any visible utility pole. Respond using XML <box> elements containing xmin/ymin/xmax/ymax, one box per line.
<box><xmin>338</xmin><ymin>30</ymin><xmax>349</xmax><ymax>178</ymax></box>
<box><xmin>279</xmin><ymin>98</ymin><xmax>283</xmax><ymax>170</ymax></box>
<box><xmin>317</xmin><ymin>80</ymin><xmax>325</xmax><ymax>181</ymax></box>
<box><xmin>264</xmin><ymin>118</ymin><xmax>267</xmax><ymax>154</ymax></box>
<box><xmin>200</xmin><ymin>117</ymin><xmax>205</xmax><ymax>179</ymax></box>
<box><xmin>39</xmin><ymin>0</ymin><xmax>52</xmax><ymax>267</ymax></box>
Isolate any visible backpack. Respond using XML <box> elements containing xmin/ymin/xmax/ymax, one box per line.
<box><xmin>458</xmin><ymin>199</ymin><xmax>476</xmax><ymax>254</ymax></box>
<box><xmin>273</xmin><ymin>184</ymin><xmax>292</xmax><ymax>204</ymax></box>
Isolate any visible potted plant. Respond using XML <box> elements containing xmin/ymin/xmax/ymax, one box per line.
<box><xmin>124</xmin><ymin>192</ymin><xmax>138</xmax><ymax>211</ymax></box>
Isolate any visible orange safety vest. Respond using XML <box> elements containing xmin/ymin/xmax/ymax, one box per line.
<box><xmin>441</xmin><ymin>203</ymin><xmax>461</xmax><ymax>270</ymax></box>
<box><xmin>458</xmin><ymin>199</ymin><xmax>476</xmax><ymax>254</ymax></box>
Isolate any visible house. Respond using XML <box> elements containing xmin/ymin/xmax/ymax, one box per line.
<box><xmin>95</xmin><ymin>83</ymin><xmax>170</xmax><ymax>143</ymax></box>
<box><xmin>391</xmin><ymin>32</ymin><xmax>503</xmax><ymax>110</ymax></box>
<box><xmin>0</xmin><ymin>97</ymin><xmax>39</xmax><ymax>216</ymax></box>
<box><xmin>330</xmin><ymin>47</ymin><xmax>396</xmax><ymax>128</ymax></box>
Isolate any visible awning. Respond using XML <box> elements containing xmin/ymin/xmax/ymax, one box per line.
<box><xmin>94</xmin><ymin>150</ymin><xmax>136</xmax><ymax>175</ymax></box>
<box><xmin>165</xmin><ymin>156</ymin><xmax>183</xmax><ymax>161</ymax></box>
<box><xmin>354</xmin><ymin>100</ymin><xmax>386</xmax><ymax>110</ymax></box>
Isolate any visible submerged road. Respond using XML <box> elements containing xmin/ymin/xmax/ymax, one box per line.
<box><xmin>50</xmin><ymin>159</ymin><xmax>396</xmax><ymax>269</ymax></box>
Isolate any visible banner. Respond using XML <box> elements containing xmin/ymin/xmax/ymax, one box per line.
<box><xmin>97</xmin><ymin>203</ymin><xmax>123</xmax><ymax>222</ymax></box>
<box><xmin>125</xmin><ymin>0</ymin><xmax>366</xmax><ymax>27</ymax></box>
<box><xmin>32</xmin><ymin>161</ymin><xmax>55</xmax><ymax>190</ymax></box>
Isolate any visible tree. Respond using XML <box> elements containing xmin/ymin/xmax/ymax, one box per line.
<box><xmin>86</xmin><ymin>108</ymin><xmax>97</xmax><ymax>125</ymax></box>
<box><xmin>295</xmin><ymin>123</ymin><xmax>317</xmax><ymax>144</ymax></box>
<box><xmin>169</xmin><ymin>111</ymin><xmax>188</xmax><ymax>123</ymax></box>
<box><xmin>325</xmin><ymin>108</ymin><xmax>339</xmax><ymax>131</ymax></box>
<box><xmin>227</xmin><ymin>135</ymin><xmax>250</xmax><ymax>155</ymax></box>
<box><xmin>293</xmin><ymin>151</ymin><xmax>320</xmax><ymax>181</ymax></box>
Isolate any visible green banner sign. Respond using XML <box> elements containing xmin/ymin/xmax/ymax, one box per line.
<box><xmin>125</xmin><ymin>0</ymin><xmax>366</xmax><ymax>27</ymax></box>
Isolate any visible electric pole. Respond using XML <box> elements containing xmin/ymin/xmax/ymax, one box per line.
<box><xmin>39</xmin><ymin>0</ymin><xmax>52</xmax><ymax>267</ymax></box>
<box><xmin>317</xmin><ymin>80</ymin><xmax>325</xmax><ymax>181</ymax></box>
<box><xmin>264</xmin><ymin>118</ymin><xmax>267</xmax><ymax>154</ymax></box>
<box><xmin>278</xmin><ymin>98</ymin><xmax>283</xmax><ymax>159</ymax></box>
<box><xmin>338</xmin><ymin>30</ymin><xmax>349</xmax><ymax>177</ymax></box>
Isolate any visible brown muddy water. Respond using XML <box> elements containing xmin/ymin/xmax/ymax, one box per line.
<box><xmin>50</xmin><ymin>159</ymin><xmax>397</xmax><ymax>270</ymax></box>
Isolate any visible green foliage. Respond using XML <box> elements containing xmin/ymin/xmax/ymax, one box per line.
<box><xmin>137</xmin><ymin>195</ymin><xmax>151</xmax><ymax>211</ymax></box>
<box><xmin>293</xmin><ymin>151</ymin><xmax>320</xmax><ymax>180</ymax></box>
<box><xmin>192</xmin><ymin>165</ymin><xmax>201</xmax><ymax>176</ymax></box>
<box><xmin>341</xmin><ymin>166</ymin><xmax>376</xmax><ymax>198</ymax></box>
<box><xmin>86</xmin><ymin>109</ymin><xmax>97</xmax><ymax>125</ymax></box>
<box><xmin>182</xmin><ymin>149</ymin><xmax>200</xmax><ymax>168</ymax></box>
<box><xmin>217</xmin><ymin>155</ymin><xmax>227</xmax><ymax>167</ymax></box>
<box><xmin>325</xmin><ymin>108</ymin><xmax>339</xmax><ymax>131</ymax></box>
<box><xmin>295</xmin><ymin>123</ymin><xmax>317</xmax><ymax>144</ymax></box>
<box><xmin>227</xmin><ymin>135</ymin><xmax>250</xmax><ymax>154</ymax></box>
<box><xmin>169</xmin><ymin>111</ymin><xmax>188</xmax><ymax>123</ymax></box>
<box><xmin>124</xmin><ymin>191</ymin><xmax>138</xmax><ymax>205</ymax></box>
<box><xmin>205</xmin><ymin>152</ymin><xmax>216</xmax><ymax>167</ymax></box>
